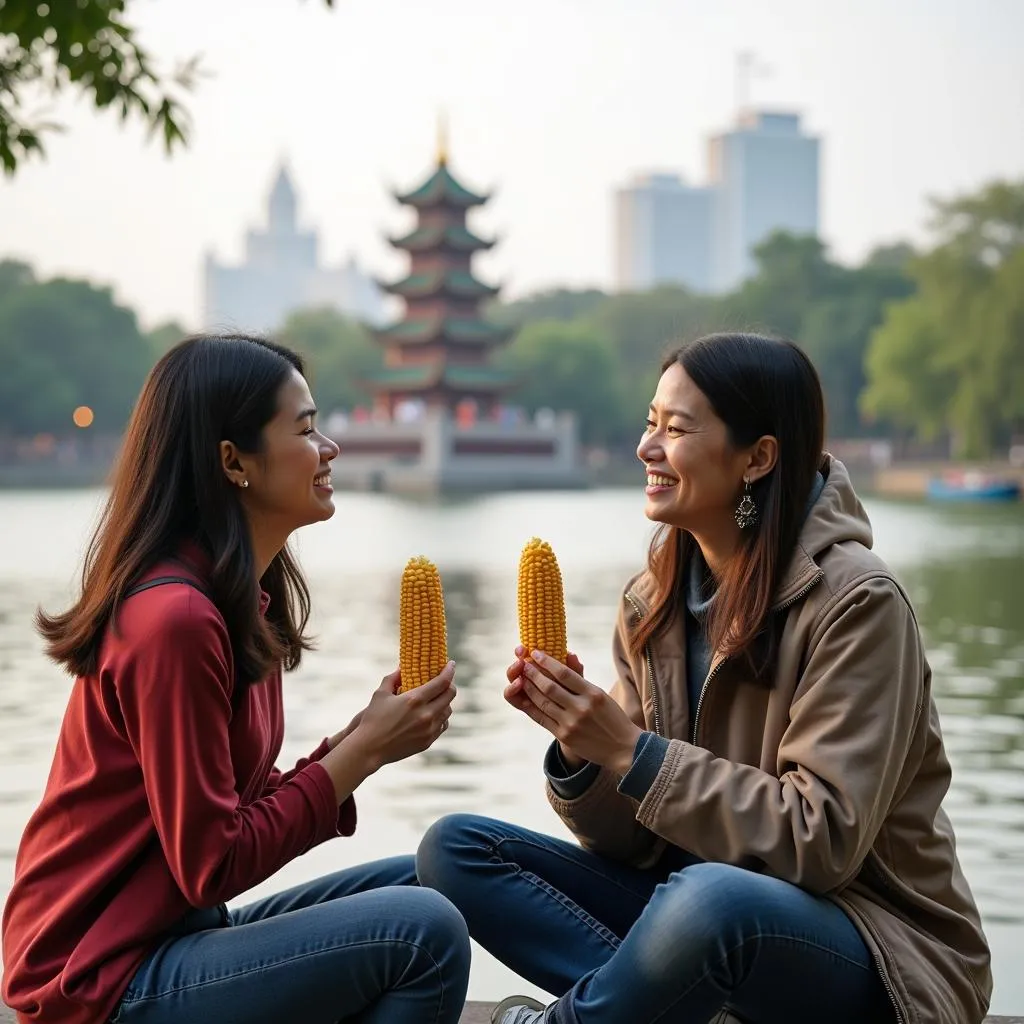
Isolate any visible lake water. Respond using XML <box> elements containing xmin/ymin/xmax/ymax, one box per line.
<box><xmin>1</xmin><ymin>487</ymin><xmax>1022</xmax><ymax>1013</ymax></box>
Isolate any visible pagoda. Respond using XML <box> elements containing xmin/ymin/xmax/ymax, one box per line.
<box><xmin>370</xmin><ymin>131</ymin><xmax>514</xmax><ymax>418</ymax></box>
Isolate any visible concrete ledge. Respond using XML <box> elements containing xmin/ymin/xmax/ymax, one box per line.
<box><xmin>452</xmin><ymin>1010</ymin><xmax>1021</xmax><ymax>1024</ymax></box>
<box><xmin>0</xmin><ymin>1003</ymin><xmax>1018</xmax><ymax>1022</ymax></box>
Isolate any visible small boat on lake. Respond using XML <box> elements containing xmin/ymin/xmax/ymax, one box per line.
<box><xmin>926</xmin><ymin>470</ymin><xmax>1021</xmax><ymax>502</ymax></box>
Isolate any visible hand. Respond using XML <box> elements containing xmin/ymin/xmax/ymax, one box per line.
<box><xmin>350</xmin><ymin>662</ymin><xmax>457</xmax><ymax>771</ymax></box>
<box><xmin>506</xmin><ymin>646</ymin><xmax>588</xmax><ymax>769</ymax></box>
<box><xmin>507</xmin><ymin>650</ymin><xmax>642</xmax><ymax>775</ymax></box>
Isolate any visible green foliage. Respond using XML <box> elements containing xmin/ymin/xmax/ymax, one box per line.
<box><xmin>0</xmin><ymin>0</ymin><xmax>336</xmax><ymax>174</ymax></box>
<box><xmin>278</xmin><ymin>307</ymin><xmax>381</xmax><ymax>414</ymax></box>
<box><xmin>490</xmin><ymin>288</ymin><xmax>607</xmax><ymax>327</ymax></box>
<box><xmin>863</xmin><ymin>179</ymin><xmax>1024</xmax><ymax>456</ymax></box>
<box><xmin>497</xmin><ymin>319</ymin><xmax>628</xmax><ymax>445</ymax></box>
<box><xmin>0</xmin><ymin>257</ymin><xmax>34</xmax><ymax>300</ymax></box>
<box><xmin>0</xmin><ymin>273</ymin><xmax>150</xmax><ymax>434</ymax></box>
<box><xmin>146</xmin><ymin>320</ymin><xmax>187</xmax><ymax>360</ymax></box>
<box><xmin>726</xmin><ymin>233</ymin><xmax>842</xmax><ymax>340</ymax></box>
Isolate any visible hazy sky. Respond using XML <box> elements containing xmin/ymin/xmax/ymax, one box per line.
<box><xmin>2</xmin><ymin>0</ymin><xmax>1022</xmax><ymax>329</ymax></box>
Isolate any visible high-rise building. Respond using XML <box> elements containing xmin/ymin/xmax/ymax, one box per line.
<box><xmin>615</xmin><ymin>173</ymin><xmax>713</xmax><ymax>292</ymax></box>
<box><xmin>203</xmin><ymin>165</ymin><xmax>386</xmax><ymax>332</ymax></box>
<box><xmin>708</xmin><ymin>111</ymin><xmax>820</xmax><ymax>291</ymax></box>
<box><xmin>613</xmin><ymin>110</ymin><xmax>820</xmax><ymax>294</ymax></box>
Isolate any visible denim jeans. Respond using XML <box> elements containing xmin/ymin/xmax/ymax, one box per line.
<box><xmin>416</xmin><ymin>814</ymin><xmax>896</xmax><ymax>1024</ymax></box>
<box><xmin>109</xmin><ymin>855</ymin><xmax>470</xmax><ymax>1024</ymax></box>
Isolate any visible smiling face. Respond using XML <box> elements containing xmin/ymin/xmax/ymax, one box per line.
<box><xmin>636</xmin><ymin>362</ymin><xmax>752</xmax><ymax>536</ymax></box>
<box><xmin>227</xmin><ymin>369</ymin><xmax>340</xmax><ymax>537</ymax></box>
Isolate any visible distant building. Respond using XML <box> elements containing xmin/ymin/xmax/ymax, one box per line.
<box><xmin>613</xmin><ymin>110</ymin><xmax>820</xmax><ymax>294</ymax></box>
<box><xmin>203</xmin><ymin>165</ymin><xmax>386</xmax><ymax>333</ymax></box>
<box><xmin>708</xmin><ymin>111</ymin><xmax>820</xmax><ymax>291</ymax></box>
<box><xmin>615</xmin><ymin>174</ymin><xmax>714</xmax><ymax>292</ymax></box>
<box><xmin>329</xmin><ymin>138</ymin><xmax>584</xmax><ymax>495</ymax></box>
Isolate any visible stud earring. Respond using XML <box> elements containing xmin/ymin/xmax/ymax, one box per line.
<box><xmin>734</xmin><ymin>478</ymin><xmax>758</xmax><ymax>529</ymax></box>
<box><xmin>239</xmin><ymin>479</ymin><xmax>249</xmax><ymax>489</ymax></box>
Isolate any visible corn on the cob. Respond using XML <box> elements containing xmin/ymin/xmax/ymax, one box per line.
<box><xmin>517</xmin><ymin>537</ymin><xmax>567</xmax><ymax>664</ymax></box>
<box><xmin>398</xmin><ymin>556</ymin><xmax>448</xmax><ymax>692</ymax></box>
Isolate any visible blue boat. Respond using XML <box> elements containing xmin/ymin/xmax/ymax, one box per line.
<box><xmin>926</xmin><ymin>472</ymin><xmax>1021</xmax><ymax>502</ymax></box>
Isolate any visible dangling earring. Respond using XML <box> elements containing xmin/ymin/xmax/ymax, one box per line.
<box><xmin>734</xmin><ymin>478</ymin><xmax>758</xmax><ymax>529</ymax></box>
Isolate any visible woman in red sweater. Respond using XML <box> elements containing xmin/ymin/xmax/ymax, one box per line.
<box><xmin>2</xmin><ymin>334</ymin><xmax>468</xmax><ymax>1024</ymax></box>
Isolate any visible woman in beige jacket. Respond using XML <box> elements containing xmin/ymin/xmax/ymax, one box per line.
<box><xmin>417</xmin><ymin>333</ymin><xmax>992</xmax><ymax>1024</ymax></box>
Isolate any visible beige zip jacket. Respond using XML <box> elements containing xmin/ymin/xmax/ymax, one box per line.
<box><xmin>546</xmin><ymin>456</ymin><xmax>992</xmax><ymax>1024</ymax></box>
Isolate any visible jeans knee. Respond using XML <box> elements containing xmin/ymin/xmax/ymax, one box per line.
<box><xmin>667</xmin><ymin>861</ymin><xmax>760</xmax><ymax>927</ymax></box>
<box><xmin>416</xmin><ymin>812</ymin><xmax>486</xmax><ymax>894</ymax></box>
<box><xmin>406</xmin><ymin>887</ymin><xmax>471</xmax><ymax>976</ymax></box>
<box><xmin>633</xmin><ymin>862</ymin><xmax>763</xmax><ymax>975</ymax></box>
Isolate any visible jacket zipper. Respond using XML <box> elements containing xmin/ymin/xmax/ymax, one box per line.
<box><xmin>624</xmin><ymin>592</ymin><xmax>663</xmax><ymax>736</ymax></box>
<box><xmin>872</xmin><ymin>949</ymin><xmax>905</xmax><ymax>1024</ymax></box>
<box><xmin>691</xmin><ymin>657</ymin><xmax>725</xmax><ymax>744</ymax></box>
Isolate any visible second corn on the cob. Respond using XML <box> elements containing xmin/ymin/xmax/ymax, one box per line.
<box><xmin>517</xmin><ymin>537</ymin><xmax>567</xmax><ymax>664</ymax></box>
<box><xmin>399</xmin><ymin>556</ymin><xmax>448</xmax><ymax>692</ymax></box>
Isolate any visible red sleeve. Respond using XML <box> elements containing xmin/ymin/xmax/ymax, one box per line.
<box><xmin>265</xmin><ymin>740</ymin><xmax>357</xmax><ymax>836</ymax></box>
<box><xmin>114</xmin><ymin>590</ymin><xmax>343</xmax><ymax>907</ymax></box>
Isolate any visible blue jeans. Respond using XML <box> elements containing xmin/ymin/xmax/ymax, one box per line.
<box><xmin>110</xmin><ymin>855</ymin><xmax>470</xmax><ymax>1024</ymax></box>
<box><xmin>416</xmin><ymin>814</ymin><xmax>896</xmax><ymax>1024</ymax></box>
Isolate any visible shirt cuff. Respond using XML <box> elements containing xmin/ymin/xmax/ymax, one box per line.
<box><xmin>618</xmin><ymin>731</ymin><xmax>671</xmax><ymax>802</ymax></box>
<box><xmin>544</xmin><ymin>740</ymin><xmax>601</xmax><ymax>800</ymax></box>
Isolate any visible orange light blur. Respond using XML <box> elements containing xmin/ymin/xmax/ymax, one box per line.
<box><xmin>72</xmin><ymin>406</ymin><xmax>94</xmax><ymax>428</ymax></box>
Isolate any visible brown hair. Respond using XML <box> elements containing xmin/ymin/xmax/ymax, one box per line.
<box><xmin>630</xmin><ymin>333</ymin><xmax>825</xmax><ymax>675</ymax></box>
<box><xmin>37</xmin><ymin>334</ymin><xmax>314</xmax><ymax>692</ymax></box>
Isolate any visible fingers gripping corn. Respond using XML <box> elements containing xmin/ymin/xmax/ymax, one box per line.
<box><xmin>517</xmin><ymin>537</ymin><xmax>567</xmax><ymax>664</ymax></box>
<box><xmin>399</xmin><ymin>556</ymin><xmax>448</xmax><ymax>692</ymax></box>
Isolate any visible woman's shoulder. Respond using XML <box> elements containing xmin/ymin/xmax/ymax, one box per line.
<box><xmin>113</xmin><ymin>567</ymin><xmax>227</xmax><ymax>650</ymax></box>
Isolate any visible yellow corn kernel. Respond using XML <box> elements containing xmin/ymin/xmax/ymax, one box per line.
<box><xmin>517</xmin><ymin>537</ymin><xmax>567</xmax><ymax>664</ymax></box>
<box><xmin>398</xmin><ymin>556</ymin><xmax>448</xmax><ymax>692</ymax></box>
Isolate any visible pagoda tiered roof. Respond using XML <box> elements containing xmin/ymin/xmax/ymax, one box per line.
<box><xmin>372</xmin><ymin>135</ymin><xmax>513</xmax><ymax>411</ymax></box>
<box><xmin>370</xmin><ymin>364</ymin><xmax>511</xmax><ymax>393</ymax></box>
<box><xmin>375</xmin><ymin>316</ymin><xmax>512</xmax><ymax>346</ymax></box>
<box><xmin>381</xmin><ymin>268</ymin><xmax>500</xmax><ymax>301</ymax></box>
<box><xmin>394</xmin><ymin>162</ymin><xmax>488</xmax><ymax>209</ymax></box>
<box><xmin>388</xmin><ymin>223</ymin><xmax>494</xmax><ymax>253</ymax></box>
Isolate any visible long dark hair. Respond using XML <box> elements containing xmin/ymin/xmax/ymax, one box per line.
<box><xmin>630</xmin><ymin>332</ymin><xmax>825</xmax><ymax>674</ymax></box>
<box><xmin>37</xmin><ymin>334</ymin><xmax>314</xmax><ymax>691</ymax></box>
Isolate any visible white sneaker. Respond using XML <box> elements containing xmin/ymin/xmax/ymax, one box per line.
<box><xmin>490</xmin><ymin>994</ymin><xmax>548</xmax><ymax>1023</ymax></box>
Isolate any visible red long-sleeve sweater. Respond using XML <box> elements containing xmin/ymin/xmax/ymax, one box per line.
<box><xmin>1</xmin><ymin>559</ymin><xmax>356</xmax><ymax>1024</ymax></box>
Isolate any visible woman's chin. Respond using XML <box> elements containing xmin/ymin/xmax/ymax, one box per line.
<box><xmin>643</xmin><ymin>500</ymin><xmax>673</xmax><ymax>524</ymax></box>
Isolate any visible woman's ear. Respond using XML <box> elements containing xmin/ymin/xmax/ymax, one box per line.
<box><xmin>746</xmin><ymin>435</ymin><xmax>778</xmax><ymax>483</ymax></box>
<box><xmin>219</xmin><ymin>440</ymin><xmax>249</xmax><ymax>489</ymax></box>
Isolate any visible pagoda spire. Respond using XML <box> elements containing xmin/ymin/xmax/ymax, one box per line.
<box><xmin>437</xmin><ymin>110</ymin><xmax>449</xmax><ymax>167</ymax></box>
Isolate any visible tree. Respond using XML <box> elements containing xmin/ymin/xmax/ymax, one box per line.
<box><xmin>800</xmin><ymin>262</ymin><xmax>914</xmax><ymax>438</ymax></box>
<box><xmin>499</xmin><ymin>319</ymin><xmax>627</xmax><ymax>446</ymax></box>
<box><xmin>491</xmin><ymin>288</ymin><xmax>608</xmax><ymax>328</ymax></box>
<box><xmin>0</xmin><ymin>275</ymin><xmax>150</xmax><ymax>434</ymax></box>
<box><xmin>0</xmin><ymin>257</ymin><xmax>34</xmax><ymax>301</ymax></box>
<box><xmin>725</xmin><ymin>232</ymin><xmax>841</xmax><ymax>340</ymax></box>
<box><xmin>278</xmin><ymin>307</ymin><xmax>381</xmax><ymax>415</ymax></box>
<box><xmin>146</xmin><ymin>320</ymin><xmax>188</xmax><ymax>360</ymax></box>
<box><xmin>588</xmin><ymin>285</ymin><xmax>721</xmax><ymax>374</ymax></box>
<box><xmin>862</xmin><ymin>179</ymin><xmax>1024</xmax><ymax>456</ymax></box>
<box><xmin>0</xmin><ymin>0</ymin><xmax>335</xmax><ymax>174</ymax></box>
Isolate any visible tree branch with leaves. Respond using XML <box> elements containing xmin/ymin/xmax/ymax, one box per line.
<box><xmin>0</xmin><ymin>0</ymin><xmax>335</xmax><ymax>174</ymax></box>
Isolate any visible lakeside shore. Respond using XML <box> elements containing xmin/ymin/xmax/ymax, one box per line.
<box><xmin>1</xmin><ymin>457</ymin><xmax>1023</xmax><ymax>500</ymax></box>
